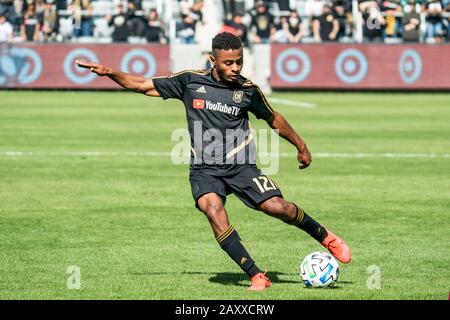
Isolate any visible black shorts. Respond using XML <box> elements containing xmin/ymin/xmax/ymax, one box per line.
<box><xmin>189</xmin><ymin>165</ymin><xmax>283</xmax><ymax>210</ymax></box>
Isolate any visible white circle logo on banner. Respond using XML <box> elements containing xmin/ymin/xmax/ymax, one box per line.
<box><xmin>120</xmin><ymin>49</ymin><xmax>156</xmax><ymax>78</ymax></box>
<box><xmin>398</xmin><ymin>49</ymin><xmax>422</xmax><ymax>84</ymax></box>
<box><xmin>0</xmin><ymin>47</ymin><xmax>43</xmax><ymax>85</ymax></box>
<box><xmin>275</xmin><ymin>48</ymin><xmax>311</xmax><ymax>83</ymax></box>
<box><xmin>0</xmin><ymin>54</ymin><xmax>16</xmax><ymax>77</ymax></box>
<box><xmin>64</xmin><ymin>48</ymin><xmax>99</xmax><ymax>84</ymax></box>
<box><xmin>0</xmin><ymin>54</ymin><xmax>15</xmax><ymax>85</ymax></box>
<box><xmin>335</xmin><ymin>49</ymin><xmax>368</xmax><ymax>84</ymax></box>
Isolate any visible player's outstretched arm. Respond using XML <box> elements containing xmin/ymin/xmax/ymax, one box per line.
<box><xmin>75</xmin><ymin>60</ymin><xmax>160</xmax><ymax>96</ymax></box>
<box><xmin>266</xmin><ymin>111</ymin><xmax>312</xmax><ymax>169</ymax></box>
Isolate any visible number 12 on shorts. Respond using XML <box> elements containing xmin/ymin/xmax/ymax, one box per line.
<box><xmin>252</xmin><ymin>176</ymin><xmax>278</xmax><ymax>193</ymax></box>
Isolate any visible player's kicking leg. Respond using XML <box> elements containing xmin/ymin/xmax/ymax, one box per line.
<box><xmin>258</xmin><ymin>197</ymin><xmax>352</xmax><ymax>264</ymax></box>
<box><xmin>196</xmin><ymin>193</ymin><xmax>271</xmax><ymax>291</ymax></box>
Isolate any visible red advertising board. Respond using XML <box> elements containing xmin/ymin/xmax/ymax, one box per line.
<box><xmin>271</xmin><ymin>44</ymin><xmax>450</xmax><ymax>89</ymax></box>
<box><xmin>0</xmin><ymin>44</ymin><xmax>170</xmax><ymax>89</ymax></box>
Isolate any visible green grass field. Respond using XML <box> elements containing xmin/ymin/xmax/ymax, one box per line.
<box><xmin>0</xmin><ymin>91</ymin><xmax>449</xmax><ymax>300</ymax></box>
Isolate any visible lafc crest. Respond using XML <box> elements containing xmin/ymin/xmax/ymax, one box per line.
<box><xmin>233</xmin><ymin>90</ymin><xmax>243</xmax><ymax>103</ymax></box>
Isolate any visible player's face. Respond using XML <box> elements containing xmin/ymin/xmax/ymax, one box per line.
<box><xmin>211</xmin><ymin>48</ymin><xmax>243</xmax><ymax>83</ymax></box>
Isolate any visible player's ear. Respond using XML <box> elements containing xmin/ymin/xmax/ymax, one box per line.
<box><xmin>210</xmin><ymin>54</ymin><xmax>216</xmax><ymax>66</ymax></box>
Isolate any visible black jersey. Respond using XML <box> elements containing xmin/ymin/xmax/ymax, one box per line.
<box><xmin>153</xmin><ymin>69</ymin><xmax>274</xmax><ymax>175</ymax></box>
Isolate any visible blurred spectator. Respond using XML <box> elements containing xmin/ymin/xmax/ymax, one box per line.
<box><xmin>286</xmin><ymin>10</ymin><xmax>305</xmax><ymax>42</ymax></box>
<box><xmin>177</xmin><ymin>0</ymin><xmax>204</xmax><ymax>44</ymax></box>
<box><xmin>222</xmin><ymin>0</ymin><xmax>246</xmax><ymax>20</ymax></box>
<box><xmin>20</xmin><ymin>0</ymin><xmax>29</xmax><ymax>13</ymax></box>
<box><xmin>274</xmin><ymin>0</ymin><xmax>291</xmax><ymax>11</ymax></box>
<box><xmin>126</xmin><ymin>2</ymin><xmax>145</xmax><ymax>37</ymax></box>
<box><xmin>128</xmin><ymin>0</ymin><xmax>142</xmax><ymax>11</ymax></box>
<box><xmin>0</xmin><ymin>0</ymin><xmax>14</xmax><ymax>17</ymax></box>
<box><xmin>402</xmin><ymin>0</ymin><xmax>421</xmax><ymax>41</ymax></box>
<box><xmin>382</xmin><ymin>0</ymin><xmax>402</xmax><ymax>39</ymax></box>
<box><xmin>2</xmin><ymin>0</ymin><xmax>448</xmax><ymax>45</ymax></box>
<box><xmin>222</xmin><ymin>12</ymin><xmax>249</xmax><ymax>47</ymax></box>
<box><xmin>178</xmin><ymin>15</ymin><xmax>195</xmax><ymax>43</ymax></box>
<box><xmin>179</xmin><ymin>0</ymin><xmax>191</xmax><ymax>16</ymax></box>
<box><xmin>360</xmin><ymin>0</ymin><xmax>386</xmax><ymax>41</ymax></box>
<box><xmin>0</xmin><ymin>12</ymin><xmax>13</xmax><ymax>42</ymax></box>
<box><xmin>35</xmin><ymin>0</ymin><xmax>45</xmax><ymax>16</ymax></box>
<box><xmin>274</xmin><ymin>10</ymin><xmax>305</xmax><ymax>43</ymax></box>
<box><xmin>446</xmin><ymin>0</ymin><xmax>450</xmax><ymax>41</ymax></box>
<box><xmin>273</xmin><ymin>15</ymin><xmax>288</xmax><ymax>42</ymax></box>
<box><xmin>305</xmin><ymin>0</ymin><xmax>324</xmax><ymax>18</ymax></box>
<box><xmin>333</xmin><ymin>0</ymin><xmax>350</xmax><ymax>39</ymax></box>
<box><xmin>145</xmin><ymin>8</ymin><xmax>166</xmax><ymax>43</ymax></box>
<box><xmin>423</xmin><ymin>0</ymin><xmax>445</xmax><ymax>42</ymax></box>
<box><xmin>70</xmin><ymin>0</ymin><xmax>93</xmax><ymax>38</ymax></box>
<box><xmin>40</xmin><ymin>0</ymin><xmax>58</xmax><ymax>42</ymax></box>
<box><xmin>179</xmin><ymin>16</ymin><xmax>195</xmax><ymax>43</ymax></box>
<box><xmin>190</xmin><ymin>0</ymin><xmax>204</xmax><ymax>26</ymax></box>
<box><xmin>108</xmin><ymin>3</ymin><xmax>128</xmax><ymax>42</ymax></box>
<box><xmin>313</xmin><ymin>3</ymin><xmax>339</xmax><ymax>42</ymax></box>
<box><xmin>20</xmin><ymin>2</ymin><xmax>40</xmax><ymax>41</ymax></box>
<box><xmin>55</xmin><ymin>0</ymin><xmax>67</xmax><ymax>11</ymax></box>
<box><xmin>8</xmin><ymin>0</ymin><xmax>22</xmax><ymax>34</ymax></box>
<box><xmin>250</xmin><ymin>0</ymin><xmax>275</xmax><ymax>43</ymax></box>
<box><xmin>305</xmin><ymin>0</ymin><xmax>324</xmax><ymax>38</ymax></box>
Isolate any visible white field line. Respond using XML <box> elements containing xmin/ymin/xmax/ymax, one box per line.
<box><xmin>0</xmin><ymin>151</ymin><xmax>449</xmax><ymax>158</ymax></box>
<box><xmin>267</xmin><ymin>97</ymin><xmax>317</xmax><ymax>109</ymax></box>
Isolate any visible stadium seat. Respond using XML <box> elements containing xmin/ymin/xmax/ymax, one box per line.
<box><xmin>384</xmin><ymin>38</ymin><xmax>403</xmax><ymax>44</ymax></box>
<box><xmin>91</xmin><ymin>0</ymin><xmax>115</xmax><ymax>16</ymax></box>
<box><xmin>58</xmin><ymin>17</ymin><xmax>74</xmax><ymax>41</ymax></box>
<box><xmin>127</xmin><ymin>36</ymin><xmax>147</xmax><ymax>44</ymax></box>
<box><xmin>75</xmin><ymin>36</ymin><xmax>100</xmax><ymax>43</ymax></box>
<box><xmin>142</xmin><ymin>0</ymin><xmax>156</xmax><ymax>12</ymax></box>
<box><xmin>301</xmin><ymin>36</ymin><xmax>315</xmax><ymax>43</ymax></box>
<box><xmin>93</xmin><ymin>18</ymin><xmax>113</xmax><ymax>38</ymax></box>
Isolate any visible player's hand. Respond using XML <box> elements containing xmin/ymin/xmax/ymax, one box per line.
<box><xmin>76</xmin><ymin>60</ymin><xmax>111</xmax><ymax>76</ymax></box>
<box><xmin>297</xmin><ymin>145</ymin><xmax>312</xmax><ymax>170</ymax></box>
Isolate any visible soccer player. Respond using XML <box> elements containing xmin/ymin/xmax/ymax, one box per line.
<box><xmin>76</xmin><ymin>32</ymin><xmax>351</xmax><ymax>291</ymax></box>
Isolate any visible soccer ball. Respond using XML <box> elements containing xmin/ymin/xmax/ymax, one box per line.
<box><xmin>300</xmin><ymin>251</ymin><xmax>340</xmax><ymax>288</ymax></box>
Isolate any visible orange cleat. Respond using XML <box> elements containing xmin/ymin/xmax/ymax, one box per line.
<box><xmin>321</xmin><ymin>228</ymin><xmax>352</xmax><ymax>264</ymax></box>
<box><xmin>247</xmin><ymin>272</ymin><xmax>272</xmax><ymax>291</ymax></box>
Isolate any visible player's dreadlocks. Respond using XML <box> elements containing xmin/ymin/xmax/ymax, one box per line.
<box><xmin>212</xmin><ymin>32</ymin><xmax>242</xmax><ymax>51</ymax></box>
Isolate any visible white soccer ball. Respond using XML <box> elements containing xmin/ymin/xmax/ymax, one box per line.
<box><xmin>300</xmin><ymin>251</ymin><xmax>340</xmax><ymax>288</ymax></box>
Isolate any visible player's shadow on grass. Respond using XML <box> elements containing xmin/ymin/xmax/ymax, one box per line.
<box><xmin>208</xmin><ymin>271</ymin><xmax>299</xmax><ymax>287</ymax></box>
<box><xmin>132</xmin><ymin>271</ymin><xmax>352</xmax><ymax>288</ymax></box>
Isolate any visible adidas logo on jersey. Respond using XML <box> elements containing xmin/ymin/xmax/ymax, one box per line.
<box><xmin>196</xmin><ymin>86</ymin><xmax>207</xmax><ymax>93</ymax></box>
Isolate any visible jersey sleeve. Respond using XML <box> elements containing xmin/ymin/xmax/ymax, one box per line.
<box><xmin>152</xmin><ymin>71</ymin><xmax>190</xmax><ymax>100</ymax></box>
<box><xmin>248</xmin><ymin>86</ymin><xmax>274</xmax><ymax>120</ymax></box>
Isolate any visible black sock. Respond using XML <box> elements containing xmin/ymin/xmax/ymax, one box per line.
<box><xmin>287</xmin><ymin>203</ymin><xmax>328</xmax><ymax>243</ymax></box>
<box><xmin>217</xmin><ymin>225</ymin><xmax>262</xmax><ymax>278</ymax></box>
